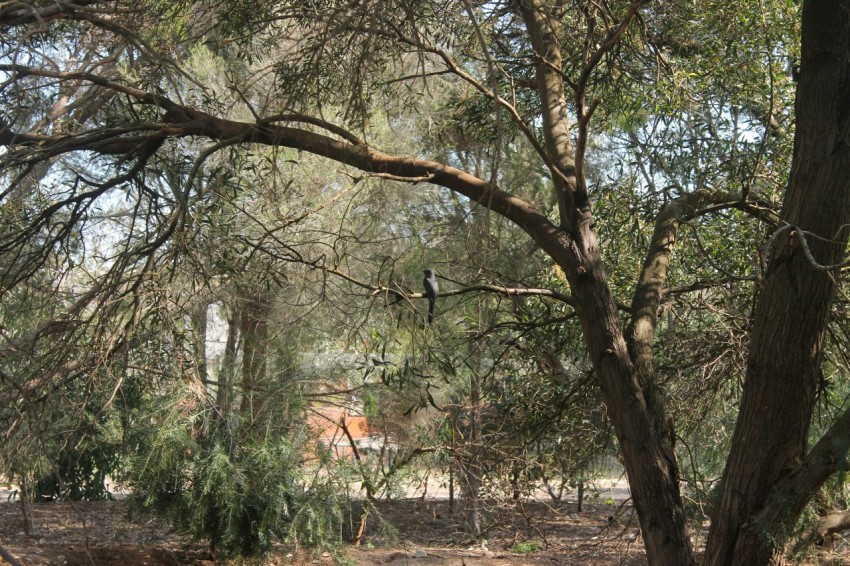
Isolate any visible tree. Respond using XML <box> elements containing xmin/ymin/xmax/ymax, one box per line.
<box><xmin>705</xmin><ymin>3</ymin><xmax>850</xmax><ymax>562</ymax></box>
<box><xmin>3</xmin><ymin>0</ymin><xmax>850</xmax><ymax>563</ymax></box>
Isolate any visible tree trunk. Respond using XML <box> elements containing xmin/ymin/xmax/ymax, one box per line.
<box><xmin>10</xmin><ymin>2</ymin><xmax>850</xmax><ymax>563</ymax></box>
<box><xmin>461</xmin><ymin>372</ymin><xmax>483</xmax><ymax>537</ymax></box>
<box><xmin>18</xmin><ymin>478</ymin><xmax>34</xmax><ymax>537</ymax></box>
<box><xmin>191</xmin><ymin>302</ymin><xmax>208</xmax><ymax>386</ymax></box>
<box><xmin>576</xmin><ymin>481</ymin><xmax>584</xmax><ymax>514</ymax></box>
<box><xmin>705</xmin><ymin>1</ymin><xmax>850</xmax><ymax>563</ymax></box>
<box><xmin>518</xmin><ymin>1</ymin><xmax>695</xmax><ymax>563</ymax></box>
<box><xmin>240</xmin><ymin>294</ymin><xmax>270</xmax><ymax>427</ymax></box>
<box><xmin>449</xmin><ymin>407</ymin><xmax>457</xmax><ymax>515</ymax></box>
<box><xmin>566</xmin><ymin>227</ymin><xmax>694</xmax><ymax>565</ymax></box>
<box><xmin>215</xmin><ymin>308</ymin><xmax>239</xmax><ymax>419</ymax></box>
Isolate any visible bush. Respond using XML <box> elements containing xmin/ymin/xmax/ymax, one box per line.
<box><xmin>29</xmin><ymin>402</ymin><xmax>124</xmax><ymax>502</ymax></box>
<box><xmin>122</xmin><ymin>394</ymin><xmax>344</xmax><ymax>559</ymax></box>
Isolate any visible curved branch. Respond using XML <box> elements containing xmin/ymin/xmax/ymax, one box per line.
<box><xmin>364</xmin><ymin>19</ymin><xmax>563</xmax><ymax>186</ymax></box>
<box><xmin>576</xmin><ymin>0</ymin><xmax>650</xmax><ymax>93</ymax></box>
<box><xmin>627</xmin><ymin>189</ymin><xmax>777</xmax><ymax>373</ymax></box>
<box><xmin>749</xmin><ymin>404</ymin><xmax>850</xmax><ymax>540</ymax></box>
<box><xmin>0</xmin><ymin>67</ymin><xmax>581</xmax><ymax>277</ymax></box>
<box><xmin>662</xmin><ymin>276</ymin><xmax>758</xmax><ymax>301</ymax></box>
<box><xmin>259</xmin><ymin>113</ymin><xmax>366</xmax><ymax>146</ymax></box>
<box><xmin>320</xmin><ymin>265</ymin><xmax>580</xmax><ymax>307</ymax></box>
<box><xmin>370</xmin><ymin>282</ymin><xmax>577</xmax><ymax>306</ymax></box>
<box><xmin>575</xmin><ymin>0</ymin><xmax>649</xmax><ymax>187</ymax></box>
<box><xmin>0</xmin><ymin>0</ymin><xmax>103</xmax><ymax>28</ymax></box>
<box><xmin>0</xmin><ymin>64</ymin><xmax>184</xmax><ymax>113</ymax></box>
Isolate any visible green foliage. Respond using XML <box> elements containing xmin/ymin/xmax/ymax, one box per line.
<box><xmin>0</xmin><ymin>252</ymin><xmax>126</xmax><ymax>503</ymax></box>
<box><xmin>511</xmin><ymin>540</ymin><xmax>542</xmax><ymax>554</ymax></box>
<box><xmin>123</xmin><ymin>389</ymin><xmax>343</xmax><ymax>559</ymax></box>
<box><xmin>33</xmin><ymin>413</ymin><xmax>123</xmax><ymax>502</ymax></box>
<box><xmin>2</xmin><ymin>0</ymin><xmax>842</xmax><ymax>561</ymax></box>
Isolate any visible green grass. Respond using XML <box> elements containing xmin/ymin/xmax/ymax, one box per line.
<box><xmin>510</xmin><ymin>540</ymin><xmax>543</xmax><ymax>554</ymax></box>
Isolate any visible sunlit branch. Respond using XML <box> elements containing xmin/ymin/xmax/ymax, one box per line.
<box><xmin>0</xmin><ymin>64</ymin><xmax>582</xmax><ymax>277</ymax></box>
<box><xmin>628</xmin><ymin>189</ymin><xmax>778</xmax><ymax>381</ymax></box>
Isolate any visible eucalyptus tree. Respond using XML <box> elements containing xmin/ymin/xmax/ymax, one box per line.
<box><xmin>3</xmin><ymin>0</ymin><xmax>850</xmax><ymax>564</ymax></box>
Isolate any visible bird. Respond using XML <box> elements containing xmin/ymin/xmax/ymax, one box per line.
<box><xmin>422</xmin><ymin>269</ymin><xmax>439</xmax><ymax>325</ymax></box>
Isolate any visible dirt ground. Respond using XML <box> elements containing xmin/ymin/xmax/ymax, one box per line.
<box><xmin>0</xmin><ymin>492</ymin><xmax>847</xmax><ymax>565</ymax></box>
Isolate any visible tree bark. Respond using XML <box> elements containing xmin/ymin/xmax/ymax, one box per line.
<box><xmin>519</xmin><ymin>0</ymin><xmax>577</xmax><ymax>227</ymax></box>
<box><xmin>564</xmin><ymin>228</ymin><xmax>694</xmax><ymax>565</ymax></box>
<box><xmin>518</xmin><ymin>2</ymin><xmax>694</xmax><ymax>563</ymax></box>
<box><xmin>463</xmin><ymin>370</ymin><xmax>482</xmax><ymax>536</ymax></box>
<box><xmin>240</xmin><ymin>293</ymin><xmax>271</xmax><ymax>428</ymax></box>
<box><xmin>705</xmin><ymin>1</ymin><xmax>850</xmax><ymax>563</ymax></box>
<box><xmin>18</xmin><ymin>478</ymin><xmax>34</xmax><ymax>537</ymax></box>
<box><xmin>1</xmin><ymin>20</ymin><xmax>697</xmax><ymax>563</ymax></box>
<box><xmin>215</xmin><ymin>308</ymin><xmax>239</xmax><ymax>419</ymax></box>
<box><xmin>191</xmin><ymin>302</ymin><xmax>208</xmax><ymax>386</ymax></box>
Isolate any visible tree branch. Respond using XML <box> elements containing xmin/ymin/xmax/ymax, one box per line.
<box><xmin>321</xmin><ymin>265</ymin><xmax>582</xmax><ymax>307</ymax></box>
<box><xmin>625</xmin><ymin>189</ymin><xmax>776</xmax><ymax>442</ymax></box>
<box><xmin>750</xmin><ymin>404</ymin><xmax>850</xmax><ymax>539</ymax></box>
<box><xmin>0</xmin><ymin>542</ymin><xmax>24</xmax><ymax>566</ymax></box>
<box><xmin>519</xmin><ymin>0</ymin><xmax>579</xmax><ymax>228</ymax></box>
<box><xmin>628</xmin><ymin>189</ymin><xmax>777</xmax><ymax>363</ymax></box>
<box><xmin>574</xmin><ymin>0</ymin><xmax>649</xmax><ymax>196</ymax></box>
<box><xmin>0</xmin><ymin>0</ymin><xmax>104</xmax><ymax>27</ymax></box>
<box><xmin>0</xmin><ymin>66</ymin><xmax>584</xmax><ymax>279</ymax></box>
<box><xmin>372</xmin><ymin>282</ymin><xmax>577</xmax><ymax>306</ymax></box>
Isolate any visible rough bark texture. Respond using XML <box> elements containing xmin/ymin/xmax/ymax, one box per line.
<box><xmin>519</xmin><ymin>0</ymin><xmax>577</xmax><ymax>227</ymax></box>
<box><xmin>564</xmin><ymin>222</ymin><xmax>694</xmax><ymax>566</ymax></box>
<box><xmin>704</xmin><ymin>1</ymin><xmax>850</xmax><ymax>563</ymax></box>
<box><xmin>626</xmin><ymin>189</ymin><xmax>762</xmax><ymax>461</ymax></box>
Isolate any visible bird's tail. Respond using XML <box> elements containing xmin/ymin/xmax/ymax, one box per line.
<box><xmin>428</xmin><ymin>298</ymin><xmax>435</xmax><ymax>324</ymax></box>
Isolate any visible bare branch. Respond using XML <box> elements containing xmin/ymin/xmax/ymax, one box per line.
<box><xmin>319</xmin><ymin>265</ymin><xmax>582</xmax><ymax>307</ymax></box>
<box><xmin>366</xmin><ymin>17</ymin><xmax>566</xmax><ymax>188</ymax></box>
<box><xmin>369</xmin><ymin>281</ymin><xmax>577</xmax><ymax>306</ymax></box>
<box><xmin>576</xmin><ymin>0</ymin><xmax>650</xmax><ymax>93</ymax></box>
<box><xmin>574</xmin><ymin>0</ymin><xmax>649</xmax><ymax>210</ymax></box>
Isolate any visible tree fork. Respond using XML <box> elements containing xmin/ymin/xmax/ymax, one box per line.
<box><xmin>562</xmin><ymin>221</ymin><xmax>695</xmax><ymax>566</ymax></box>
<box><xmin>519</xmin><ymin>0</ymin><xmax>694</xmax><ymax>562</ymax></box>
